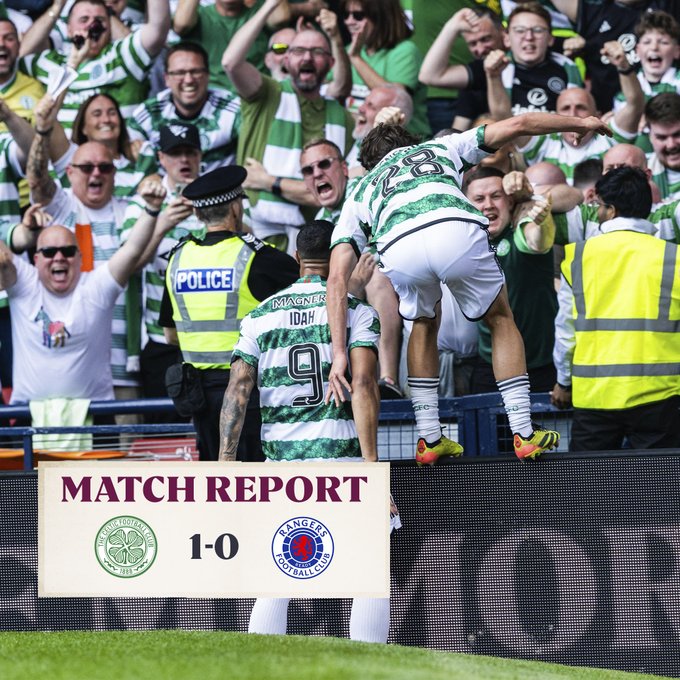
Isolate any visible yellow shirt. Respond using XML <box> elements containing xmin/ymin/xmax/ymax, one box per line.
<box><xmin>0</xmin><ymin>70</ymin><xmax>45</xmax><ymax>206</ymax></box>
<box><xmin>0</xmin><ymin>70</ymin><xmax>45</xmax><ymax>128</ymax></box>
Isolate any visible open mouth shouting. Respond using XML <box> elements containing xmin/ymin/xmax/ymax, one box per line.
<box><xmin>177</xmin><ymin>163</ymin><xmax>194</xmax><ymax>180</ymax></box>
<box><xmin>0</xmin><ymin>49</ymin><xmax>11</xmax><ymax>69</ymax></box>
<box><xmin>315</xmin><ymin>179</ymin><xmax>335</xmax><ymax>203</ymax></box>
<box><xmin>50</xmin><ymin>262</ymin><xmax>70</xmax><ymax>284</ymax></box>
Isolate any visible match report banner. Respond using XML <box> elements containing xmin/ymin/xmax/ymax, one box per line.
<box><xmin>38</xmin><ymin>462</ymin><xmax>390</xmax><ymax>599</ymax></box>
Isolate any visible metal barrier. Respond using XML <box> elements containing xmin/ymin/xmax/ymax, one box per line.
<box><xmin>379</xmin><ymin>392</ymin><xmax>572</xmax><ymax>460</ymax></box>
<box><xmin>0</xmin><ymin>394</ymin><xmax>573</xmax><ymax>470</ymax></box>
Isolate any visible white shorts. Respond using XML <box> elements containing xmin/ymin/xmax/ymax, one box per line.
<box><xmin>378</xmin><ymin>220</ymin><xmax>504</xmax><ymax>321</ymax></box>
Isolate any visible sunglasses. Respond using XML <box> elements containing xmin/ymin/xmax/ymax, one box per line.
<box><xmin>270</xmin><ymin>43</ymin><xmax>288</xmax><ymax>55</ymax></box>
<box><xmin>300</xmin><ymin>157</ymin><xmax>339</xmax><ymax>177</ymax></box>
<box><xmin>70</xmin><ymin>162</ymin><xmax>115</xmax><ymax>175</ymax></box>
<box><xmin>344</xmin><ymin>10</ymin><xmax>366</xmax><ymax>21</ymax></box>
<box><xmin>37</xmin><ymin>245</ymin><xmax>79</xmax><ymax>258</ymax></box>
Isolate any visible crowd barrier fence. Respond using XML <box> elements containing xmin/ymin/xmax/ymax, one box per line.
<box><xmin>0</xmin><ymin>393</ymin><xmax>573</xmax><ymax>470</ymax></box>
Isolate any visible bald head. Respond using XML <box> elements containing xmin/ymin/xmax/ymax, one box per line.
<box><xmin>72</xmin><ymin>140</ymin><xmax>114</xmax><ymax>164</ymax></box>
<box><xmin>603</xmin><ymin>143</ymin><xmax>648</xmax><ymax>173</ymax></box>
<box><xmin>37</xmin><ymin>225</ymin><xmax>77</xmax><ymax>250</ymax></box>
<box><xmin>34</xmin><ymin>225</ymin><xmax>82</xmax><ymax>295</ymax></box>
<box><xmin>556</xmin><ymin>88</ymin><xmax>597</xmax><ymax>118</ymax></box>
<box><xmin>265</xmin><ymin>26</ymin><xmax>296</xmax><ymax>81</ymax></box>
<box><xmin>67</xmin><ymin>140</ymin><xmax>116</xmax><ymax>209</ymax></box>
<box><xmin>525</xmin><ymin>162</ymin><xmax>567</xmax><ymax>187</ymax></box>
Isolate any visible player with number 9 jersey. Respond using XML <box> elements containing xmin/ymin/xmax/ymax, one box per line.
<box><xmin>232</xmin><ymin>275</ymin><xmax>380</xmax><ymax>461</ymax></box>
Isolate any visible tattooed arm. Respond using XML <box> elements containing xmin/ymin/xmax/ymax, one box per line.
<box><xmin>218</xmin><ymin>358</ymin><xmax>257</xmax><ymax>462</ymax></box>
<box><xmin>27</xmin><ymin>95</ymin><xmax>59</xmax><ymax>206</ymax></box>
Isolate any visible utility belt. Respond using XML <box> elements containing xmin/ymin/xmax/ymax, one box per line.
<box><xmin>165</xmin><ymin>363</ymin><xmax>208</xmax><ymax>417</ymax></box>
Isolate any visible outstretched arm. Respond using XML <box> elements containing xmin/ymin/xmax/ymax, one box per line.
<box><xmin>19</xmin><ymin>0</ymin><xmax>65</xmax><ymax>57</ymax></box>
<box><xmin>222</xmin><ymin>0</ymin><xmax>284</xmax><ymax>100</ymax></box>
<box><xmin>550</xmin><ymin>0</ymin><xmax>578</xmax><ymax>24</ymax></box>
<box><xmin>0</xmin><ymin>241</ymin><xmax>17</xmax><ymax>291</ymax></box>
<box><xmin>218</xmin><ymin>358</ymin><xmax>257</xmax><ymax>461</ymax></box>
<box><xmin>172</xmin><ymin>0</ymin><xmax>200</xmax><ymax>36</ymax></box>
<box><xmin>484</xmin><ymin>112</ymin><xmax>612</xmax><ymax>149</ymax></box>
<box><xmin>601</xmin><ymin>40</ymin><xmax>644</xmax><ymax>134</ymax></box>
<box><xmin>318</xmin><ymin>9</ymin><xmax>351</xmax><ymax>100</ymax></box>
<box><xmin>325</xmin><ymin>242</ymin><xmax>358</xmax><ymax>406</ymax></box>
<box><xmin>484</xmin><ymin>49</ymin><xmax>511</xmax><ymax>120</ymax></box>
<box><xmin>0</xmin><ymin>100</ymin><xmax>34</xmax><ymax>168</ymax></box>
<box><xmin>419</xmin><ymin>9</ymin><xmax>480</xmax><ymax>89</ymax></box>
<box><xmin>26</xmin><ymin>116</ymin><xmax>57</xmax><ymax>207</ymax></box>
<box><xmin>139</xmin><ymin>0</ymin><xmax>171</xmax><ymax>57</ymax></box>
<box><xmin>107</xmin><ymin>182</ymin><xmax>165</xmax><ymax>285</ymax></box>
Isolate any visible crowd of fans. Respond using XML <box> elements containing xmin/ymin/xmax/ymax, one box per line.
<box><xmin>0</xmin><ymin>0</ymin><xmax>677</xmax><ymax>448</ymax></box>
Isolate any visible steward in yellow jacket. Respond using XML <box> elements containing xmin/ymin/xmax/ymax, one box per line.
<box><xmin>552</xmin><ymin>167</ymin><xmax>680</xmax><ymax>451</ymax></box>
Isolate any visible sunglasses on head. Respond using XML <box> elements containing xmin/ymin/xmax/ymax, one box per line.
<box><xmin>37</xmin><ymin>245</ymin><xmax>79</xmax><ymax>258</ymax></box>
<box><xmin>71</xmin><ymin>162</ymin><xmax>115</xmax><ymax>175</ymax></box>
<box><xmin>344</xmin><ymin>10</ymin><xmax>366</xmax><ymax>21</ymax></box>
<box><xmin>270</xmin><ymin>43</ymin><xmax>288</xmax><ymax>55</ymax></box>
<box><xmin>300</xmin><ymin>157</ymin><xmax>339</xmax><ymax>177</ymax></box>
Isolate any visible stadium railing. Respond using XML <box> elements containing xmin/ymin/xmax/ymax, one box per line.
<box><xmin>0</xmin><ymin>393</ymin><xmax>572</xmax><ymax>470</ymax></box>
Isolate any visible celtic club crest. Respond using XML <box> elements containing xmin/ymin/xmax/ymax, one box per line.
<box><xmin>95</xmin><ymin>516</ymin><xmax>157</xmax><ymax>578</ymax></box>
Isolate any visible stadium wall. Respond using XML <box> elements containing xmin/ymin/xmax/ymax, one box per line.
<box><xmin>2</xmin><ymin>456</ymin><xmax>680</xmax><ymax>677</ymax></box>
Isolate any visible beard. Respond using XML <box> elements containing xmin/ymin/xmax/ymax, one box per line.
<box><xmin>292</xmin><ymin>73</ymin><xmax>320</xmax><ymax>92</ymax></box>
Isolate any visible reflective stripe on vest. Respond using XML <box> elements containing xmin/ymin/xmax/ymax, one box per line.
<box><xmin>168</xmin><ymin>238</ymin><xmax>254</xmax><ymax>368</ymax></box>
<box><xmin>568</xmin><ymin>234</ymin><xmax>680</xmax><ymax>408</ymax></box>
<box><xmin>571</xmin><ymin>239</ymin><xmax>680</xmax><ymax>334</ymax></box>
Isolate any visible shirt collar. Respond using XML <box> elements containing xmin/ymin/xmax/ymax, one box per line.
<box><xmin>599</xmin><ymin>216</ymin><xmax>657</xmax><ymax>236</ymax></box>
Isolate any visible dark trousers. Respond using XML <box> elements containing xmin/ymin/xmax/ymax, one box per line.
<box><xmin>0</xmin><ymin>306</ymin><xmax>12</xmax><ymax>388</ymax></box>
<box><xmin>193</xmin><ymin>368</ymin><xmax>264</xmax><ymax>462</ymax></box>
<box><xmin>570</xmin><ymin>396</ymin><xmax>680</xmax><ymax>452</ymax></box>
<box><xmin>426</xmin><ymin>97</ymin><xmax>457</xmax><ymax>136</ymax></box>
<box><xmin>140</xmin><ymin>340</ymin><xmax>188</xmax><ymax>424</ymax></box>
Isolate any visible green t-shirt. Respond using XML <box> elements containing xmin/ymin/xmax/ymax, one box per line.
<box><xmin>184</xmin><ymin>1</ymin><xmax>269</xmax><ymax>93</ymax></box>
<box><xmin>237</xmin><ymin>76</ymin><xmax>355</xmax><ymax>169</ymax></box>
<box><xmin>347</xmin><ymin>40</ymin><xmax>431</xmax><ymax>139</ymax></box>
<box><xmin>411</xmin><ymin>0</ymin><xmax>498</xmax><ymax>100</ymax></box>
<box><xmin>477</xmin><ymin>224</ymin><xmax>557</xmax><ymax>369</ymax></box>
<box><xmin>238</xmin><ymin>76</ymin><xmax>354</xmax><ymax>223</ymax></box>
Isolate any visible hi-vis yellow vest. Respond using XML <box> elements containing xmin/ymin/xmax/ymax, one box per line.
<box><xmin>167</xmin><ymin>236</ymin><xmax>259</xmax><ymax>369</ymax></box>
<box><xmin>562</xmin><ymin>231</ymin><xmax>680</xmax><ymax>409</ymax></box>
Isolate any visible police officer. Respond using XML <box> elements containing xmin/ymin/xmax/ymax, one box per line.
<box><xmin>159</xmin><ymin>165</ymin><xmax>298</xmax><ymax>461</ymax></box>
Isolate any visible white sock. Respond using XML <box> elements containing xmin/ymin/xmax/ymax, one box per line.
<box><xmin>349</xmin><ymin>597</ymin><xmax>390</xmax><ymax>643</ymax></box>
<box><xmin>496</xmin><ymin>374</ymin><xmax>533</xmax><ymax>437</ymax></box>
<box><xmin>408</xmin><ymin>377</ymin><xmax>441</xmax><ymax>442</ymax></box>
<box><xmin>248</xmin><ymin>598</ymin><xmax>290</xmax><ymax>635</ymax></box>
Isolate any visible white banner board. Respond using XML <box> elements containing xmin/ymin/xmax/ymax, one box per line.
<box><xmin>39</xmin><ymin>462</ymin><xmax>390</xmax><ymax>598</ymax></box>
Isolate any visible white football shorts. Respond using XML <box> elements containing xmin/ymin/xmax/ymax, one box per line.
<box><xmin>378</xmin><ymin>219</ymin><xmax>505</xmax><ymax>321</ymax></box>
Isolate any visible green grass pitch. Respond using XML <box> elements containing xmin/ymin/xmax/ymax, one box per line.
<box><xmin>0</xmin><ymin>630</ymin><xmax>670</xmax><ymax>680</ymax></box>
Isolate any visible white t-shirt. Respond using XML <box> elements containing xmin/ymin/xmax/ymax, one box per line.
<box><xmin>7</xmin><ymin>255</ymin><xmax>123</xmax><ymax>403</ymax></box>
<box><xmin>43</xmin><ymin>187</ymin><xmax>136</xmax><ymax>386</ymax></box>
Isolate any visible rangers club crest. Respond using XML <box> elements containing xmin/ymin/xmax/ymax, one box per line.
<box><xmin>271</xmin><ymin>517</ymin><xmax>334</xmax><ymax>579</ymax></box>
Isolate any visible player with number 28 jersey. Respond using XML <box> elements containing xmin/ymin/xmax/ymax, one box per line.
<box><xmin>332</xmin><ymin>126</ymin><xmax>503</xmax><ymax>322</ymax></box>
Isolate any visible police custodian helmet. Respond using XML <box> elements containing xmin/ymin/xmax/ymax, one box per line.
<box><xmin>182</xmin><ymin>165</ymin><xmax>247</xmax><ymax>208</ymax></box>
